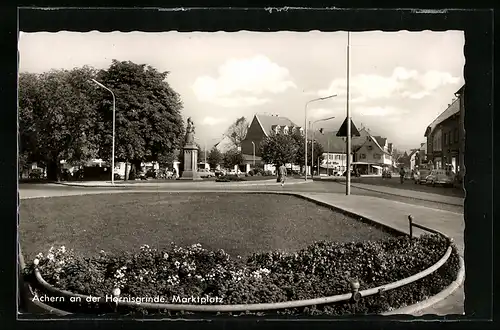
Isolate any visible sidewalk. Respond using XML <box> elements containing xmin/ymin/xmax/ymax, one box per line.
<box><xmin>331</xmin><ymin>181</ymin><xmax>464</xmax><ymax>206</ymax></box>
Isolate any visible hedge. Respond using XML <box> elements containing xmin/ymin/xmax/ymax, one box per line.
<box><xmin>23</xmin><ymin>234</ymin><xmax>460</xmax><ymax>316</ymax></box>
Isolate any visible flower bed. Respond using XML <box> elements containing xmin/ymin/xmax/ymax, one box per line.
<box><xmin>23</xmin><ymin>234</ymin><xmax>460</xmax><ymax>316</ymax></box>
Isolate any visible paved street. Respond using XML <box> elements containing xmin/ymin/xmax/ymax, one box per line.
<box><xmin>320</xmin><ymin>176</ymin><xmax>464</xmax><ymax>197</ymax></box>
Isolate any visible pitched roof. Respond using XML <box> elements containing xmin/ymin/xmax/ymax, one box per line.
<box><xmin>255</xmin><ymin>114</ymin><xmax>297</xmax><ymax>136</ymax></box>
<box><xmin>373</xmin><ymin>136</ymin><xmax>387</xmax><ymax>148</ymax></box>
<box><xmin>357</xmin><ymin>135</ymin><xmax>391</xmax><ymax>155</ymax></box>
<box><xmin>312</xmin><ymin>131</ymin><xmax>346</xmax><ymax>153</ymax></box>
<box><xmin>424</xmin><ymin>97</ymin><xmax>460</xmax><ymax>137</ymax></box>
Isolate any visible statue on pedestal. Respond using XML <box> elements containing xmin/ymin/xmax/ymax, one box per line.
<box><xmin>179</xmin><ymin>117</ymin><xmax>201</xmax><ymax>180</ymax></box>
<box><xmin>185</xmin><ymin>117</ymin><xmax>195</xmax><ymax>145</ymax></box>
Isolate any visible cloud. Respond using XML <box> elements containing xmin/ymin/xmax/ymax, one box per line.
<box><xmin>192</xmin><ymin>55</ymin><xmax>296</xmax><ymax>107</ymax></box>
<box><xmin>316</xmin><ymin>67</ymin><xmax>461</xmax><ymax>101</ymax></box>
<box><xmin>309</xmin><ymin>108</ymin><xmax>336</xmax><ymax>119</ymax></box>
<box><xmin>354</xmin><ymin>106</ymin><xmax>407</xmax><ymax>117</ymax></box>
<box><xmin>201</xmin><ymin>116</ymin><xmax>228</xmax><ymax>126</ymax></box>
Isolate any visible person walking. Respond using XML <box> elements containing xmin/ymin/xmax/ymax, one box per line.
<box><xmin>399</xmin><ymin>167</ymin><xmax>405</xmax><ymax>184</ymax></box>
<box><xmin>278</xmin><ymin>163</ymin><xmax>287</xmax><ymax>187</ymax></box>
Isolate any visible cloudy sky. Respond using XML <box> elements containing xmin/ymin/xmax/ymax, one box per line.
<box><xmin>18</xmin><ymin>31</ymin><xmax>464</xmax><ymax>151</ymax></box>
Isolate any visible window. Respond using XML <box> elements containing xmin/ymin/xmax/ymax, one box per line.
<box><xmin>454</xmin><ymin>128</ymin><xmax>459</xmax><ymax>142</ymax></box>
<box><xmin>367</xmin><ymin>145</ymin><xmax>373</xmax><ymax>151</ymax></box>
<box><xmin>374</xmin><ymin>154</ymin><xmax>381</xmax><ymax>159</ymax></box>
<box><xmin>444</xmin><ymin>133</ymin><xmax>448</xmax><ymax>146</ymax></box>
<box><xmin>360</xmin><ymin>154</ymin><xmax>366</xmax><ymax>159</ymax></box>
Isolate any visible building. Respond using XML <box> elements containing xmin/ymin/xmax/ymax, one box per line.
<box><xmin>240</xmin><ymin>113</ymin><xmax>303</xmax><ymax>173</ymax></box>
<box><xmin>424</xmin><ymin>85</ymin><xmax>465</xmax><ymax>180</ymax></box>
<box><xmin>311</xmin><ymin>132</ymin><xmax>352</xmax><ymax>175</ymax></box>
<box><xmin>353</xmin><ymin>134</ymin><xmax>393</xmax><ymax>175</ymax></box>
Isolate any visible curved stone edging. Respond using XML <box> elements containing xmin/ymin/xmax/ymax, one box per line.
<box><xmin>382</xmin><ymin>255</ymin><xmax>465</xmax><ymax>316</ymax></box>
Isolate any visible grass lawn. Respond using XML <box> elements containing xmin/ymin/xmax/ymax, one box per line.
<box><xmin>19</xmin><ymin>193</ymin><xmax>391</xmax><ymax>261</ymax></box>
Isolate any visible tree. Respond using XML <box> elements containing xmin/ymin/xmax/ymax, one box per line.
<box><xmin>225</xmin><ymin>116</ymin><xmax>248</xmax><ymax>149</ymax></box>
<box><xmin>18</xmin><ymin>67</ymin><xmax>102</xmax><ymax>181</ymax></box>
<box><xmin>95</xmin><ymin>60</ymin><xmax>185</xmax><ymax>177</ymax></box>
<box><xmin>222</xmin><ymin>148</ymin><xmax>244</xmax><ymax>170</ymax></box>
<box><xmin>291</xmin><ymin>132</ymin><xmax>325</xmax><ymax>171</ymax></box>
<box><xmin>207</xmin><ymin>147</ymin><xmax>223</xmax><ymax>170</ymax></box>
<box><xmin>260</xmin><ymin>132</ymin><xmax>299</xmax><ymax>166</ymax></box>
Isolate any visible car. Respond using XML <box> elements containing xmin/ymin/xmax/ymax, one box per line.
<box><xmin>425</xmin><ymin>169</ymin><xmax>455</xmax><ymax>187</ymax></box>
<box><xmin>198</xmin><ymin>168</ymin><xmax>215</xmax><ymax>178</ymax></box>
<box><xmin>382</xmin><ymin>170</ymin><xmax>392</xmax><ymax>178</ymax></box>
<box><xmin>413</xmin><ymin>169</ymin><xmax>431</xmax><ymax>184</ymax></box>
<box><xmin>343</xmin><ymin>170</ymin><xmax>360</xmax><ymax>177</ymax></box>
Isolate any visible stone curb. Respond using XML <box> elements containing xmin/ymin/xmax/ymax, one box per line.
<box><xmin>49</xmin><ymin>179</ymin><xmax>311</xmax><ymax>188</ymax></box>
<box><xmin>18</xmin><ymin>190</ymin><xmax>462</xmax><ymax>316</ymax></box>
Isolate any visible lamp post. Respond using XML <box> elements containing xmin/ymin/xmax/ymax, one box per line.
<box><xmin>304</xmin><ymin>95</ymin><xmax>337</xmax><ymax>180</ymax></box>
<box><xmin>311</xmin><ymin>116</ymin><xmax>336</xmax><ymax>178</ymax></box>
<box><xmin>251</xmin><ymin>141</ymin><xmax>256</xmax><ymax>167</ymax></box>
<box><xmin>91</xmin><ymin>79</ymin><xmax>116</xmax><ymax>185</ymax></box>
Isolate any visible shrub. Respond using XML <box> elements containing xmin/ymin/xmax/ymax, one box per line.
<box><xmin>215</xmin><ymin>175</ymin><xmax>246</xmax><ymax>182</ymax></box>
<box><xmin>25</xmin><ymin>234</ymin><xmax>459</xmax><ymax>316</ymax></box>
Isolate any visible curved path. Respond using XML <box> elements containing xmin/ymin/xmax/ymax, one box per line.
<box><xmin>19</xmin><ymin>180</ymin><xmax>464</xmax><ymax>315</ymax></box>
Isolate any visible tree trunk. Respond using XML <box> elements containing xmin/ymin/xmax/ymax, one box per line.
<box><xmin>46</xmin><ymin>160</ymin><xmax>60</xmax><ymax>182</ymax></box>
<box><xmin>124</xmin><ymin>162</ymin><xmax>129</xmax><ymax>181</ymax></box>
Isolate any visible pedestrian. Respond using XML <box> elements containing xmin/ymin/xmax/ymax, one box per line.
<box><xmin>278</xmin><ymin>163</ymin><xmax>287</xmax><ymax>187</ymax></box>
<box><xmin>399</xmin><ymin>167</ymin><xmax>405</xmax><ymax>184</ymax></box>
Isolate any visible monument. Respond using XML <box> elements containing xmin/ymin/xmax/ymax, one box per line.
<box><xmin>178</xmin><ymin>117</ymin><xmax>202</xmax><ymax>180</ymax></box>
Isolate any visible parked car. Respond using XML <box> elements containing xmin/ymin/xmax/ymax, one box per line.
<box><xmin>145</xmin><ymin>168</ymin><xmax>157</xmax><ymax>179</ymax></box>
<box><xmin>198</xmin><ymin>168</ymin><xmax>215</xmax><ymax>178</ymax></box>
<box><xmin>425</xmin><ymin>169</ymin><xmax>455</xmax><ymax>187</ymax></box>
<box><xmin>413</xmin><ymin>169</ymin><xmax>431</xmax><ymax>184</ymax></box>
<box><xmin>382</xmin><ymin>170</ymin><xmax>392</xmax><ymax>178</ymax></box>
<box><xmin>138</xmin><ymin>170</ymin><xmax>148</xmax><ymax>180</ymax></box>
<box><xmin>28</xmin><ymin>168</ymin><xmax>44</xmax><ymax>179</ymax></box>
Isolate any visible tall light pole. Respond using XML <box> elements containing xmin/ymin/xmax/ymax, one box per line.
<box><xmin>304</xmin><ymin>94</ymin><xmax>337</xmax><ymax>181</ymax></box>
<box><xmin>91</xmin><ymin>79</ymin><xmax>116</xmax><ymax>185</ymax></box>
<box><xmin>311</xmin><ymin>116</ymin><xmax>336</xmax><ymax>178</ymax></box>
<box><xmin>251</xmin><ymin>141</ymin><xmax>256</xmax><ymax>167</ymax></box>
<box><xmin>346</xmin><ymin>31</ymin><xmax>352</xmax><ymax>195</ymax></box>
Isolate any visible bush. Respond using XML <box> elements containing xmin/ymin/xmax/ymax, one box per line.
<box><xmin>263</xmin><ymin>170</ymin><xmax>274</xmax><ymax>176</ymax></box>
<box><xmin>215</xmin><ymin>175</ymin><xmax>246</xmax><ymax>182</ymax></box>
<box><xmin>25</xmin><ymin>234</ymin><xmax>459</xmax><ymax>316</ymax></box>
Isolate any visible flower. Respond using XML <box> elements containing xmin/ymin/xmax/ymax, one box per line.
<box><xmin>47</xmin><ymin>253</ymin><xmax>55</xmax><ymax>261</ymax></box>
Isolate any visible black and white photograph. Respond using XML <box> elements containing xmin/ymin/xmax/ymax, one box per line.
<box><xmin>17</xmin><ymin>11</ymin><xmax>471</xmax><ymax>319</ymax></box>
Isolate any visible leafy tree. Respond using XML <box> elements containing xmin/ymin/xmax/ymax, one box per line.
<box><xmin>95</xmin><ymin>60</ymin><xmax>184</xmax><ymax>177</ymax></box>
<box><xmin>225</xmin><ymin>116</ymin><xmax>248</xmax><ymax>149</ymax></box>
<box><xmin>222</xmin><ymin>148</ymin><xmax>244</xmax><ymax>170</ymax></box>
<box><xmin>291</xmin><ymin>132</ymin><xmax>325</xmax><ymax>171</ymax></box>
<box><xmin>18</xmin><ymin>67</ymin><xmax>102</xmax><ymax>181</ymax></box>
<box><xmin>207</xmin><ymin>147</ymin><xmax>223</xmax><ymax>170</ymax></box>
<box><xmin>260</xmin><ymin>132</ymin><xmax>298</xmax><ymax>166</ymax></box>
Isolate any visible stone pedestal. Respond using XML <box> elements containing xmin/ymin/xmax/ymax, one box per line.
<box><xmin>179</xmin><ymin>143</ymin><xmax>202</xmax><ymax>180</ymax></box>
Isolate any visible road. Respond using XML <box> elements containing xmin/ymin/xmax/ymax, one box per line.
<box><xmin>324</xmin><ymin>176</ymin><xmax>464</xmax><ymax>198</ymax></box>
<box><xmin>20</xmin><ymin>180</ymin><xmax>463</xmax><ymax>214</ymax></box>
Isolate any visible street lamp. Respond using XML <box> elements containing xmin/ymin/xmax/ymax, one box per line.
<box><xmin>90</xmin><ymin>79</ymin><xmax>116</xmax><ymax>185</ymax></box>
<box><xmin>311</xmin><ymin>116</ymin><xmax>336</xmax><ymax>179</ymax></box>
<box><xmin>251</xmin><ymin>141</ymin><xmax>256</xmax><ymax>167</ymax></box>
<box><xmin>304</xmin><ymin>95</ymin><xmax>337</xmax><ymax>180</ymax></box>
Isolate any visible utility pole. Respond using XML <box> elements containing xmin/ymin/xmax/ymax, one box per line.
<box><xmin>346</xmin><ymin>31</ymin><xmax>352</xmax><ymax>196</ymax></box>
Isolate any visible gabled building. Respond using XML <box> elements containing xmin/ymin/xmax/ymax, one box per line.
<box><xmin>424</xmin><ymin>85</ymin><xmax>465</xmax><ymax>180</ymax></box>
<box><xmin>240</xmin><ymin>113</ymin><xmax>303</xmax><ymax>172</ymax></box>
<box><xmin>312</xmin><ymin>132</ymin><xmax>353</xmax><ymax>175</ymax></box>
<box><xmin>353</xmin><ymin>134</ymin><xmax>393</xmax><ymax>175</ymax></box>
